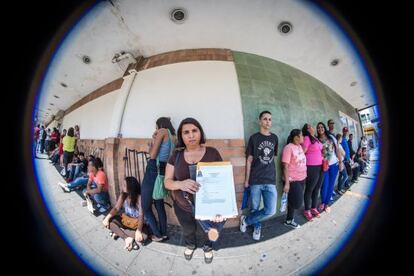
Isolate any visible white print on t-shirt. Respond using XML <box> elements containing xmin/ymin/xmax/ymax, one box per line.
<box><xmin>258</xmin><ymin>140</ymin><xmax>275</xmax><ymax>165</ymax></box>
<box><xmin>293</xmin><ymin>146</ymin><xmax>306</xmax><ymax>167</ymax></box>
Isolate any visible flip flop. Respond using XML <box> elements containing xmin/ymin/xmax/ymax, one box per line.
<box><xmin>132</xmin><ymin>241</ymin><xmax>139</xmax><ymax>250</ymax></box>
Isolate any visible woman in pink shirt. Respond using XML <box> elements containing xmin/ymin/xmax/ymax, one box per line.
<box><xmin>282</xmin><ymin>129</ymin><xmax>307</xmax><ymax>229</ymax></box>
<box><xmin>301</xmin><ymin>123</ymin><xmax>324</xmax><ymax>221</ymax></box>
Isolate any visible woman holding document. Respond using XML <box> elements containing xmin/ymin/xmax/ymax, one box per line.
<box><xmin>164</xmin><ymin>117</ymin><xmax>226</xmax><ymax>264</ymax></box>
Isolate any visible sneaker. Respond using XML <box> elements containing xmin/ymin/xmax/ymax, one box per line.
<box><xmin>252</xmin><ymin>226</ymin><xmax>261</xmax><ymax>241</ymax></box>
<box><xmin>239</xmin><ymin>215</ymin><xmax>247</xmax><ymax>233</ymax></box>
<box><xmin>58</xmin><ymin>182</ymin><xmax>70</xmax><ymax>192</ymax></box>
<box><xmin>303</xmin><ymin>210</ymin><xmax>313</xmax><ymax>221</ymax></box>
<box><xmin>284</xmin><ymin>219</ymin><xmax>301</xmax><ymax>229</ymax></box>
<box><xmin>318</xmin><ymin>203</ymin><xmax>325</xmax><ymax>213</ymax></box>
<box><xmin>310</xmin><ymin>208</ymin><xmax>321</xmax><ymax>218</ymax></box>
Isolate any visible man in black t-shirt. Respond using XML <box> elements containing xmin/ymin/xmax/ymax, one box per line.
<box><xmin>240</xmin><ymin>111</ymin><xmax>279</xmax><ymax>241</ymax></box>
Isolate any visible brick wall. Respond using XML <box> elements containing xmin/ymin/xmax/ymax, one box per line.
<box><xmin>78</xmin><ymin>138</ymin><xmax>246</xmax><ymax>228</ymax></box>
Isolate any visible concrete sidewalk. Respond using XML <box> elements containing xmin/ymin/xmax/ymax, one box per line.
<box><xmin>35</xmin><ymin>156</ymin><xmax>377</xmax><ymax>275</ymax></box>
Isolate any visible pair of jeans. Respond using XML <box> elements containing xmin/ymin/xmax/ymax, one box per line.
<box><xmin>174</xmin><ymin>202</ymin><xmax>225</xmax><ymax>251</ymax></box>
<box><xmin>351</xmin><ymin>165</ymin><xmax>360</xmax><ymax>181</ymax></box>
<box><xmin>304</xmin><ymin>165</ymin><xmax>323</xmax><ymax>210</ymax></box>
<box><xmin>245</xmin><ymin>184</ymin><xmax>277</xmax><ymax>228</ymax></box>
<box><xmin>51</xmin><ymin>152</ymin><xmax>60</xmax><ymax>164</ymax></box>
<box><xmin>286</xmin><ymin>180</ymin><xmax>305</xmax><ymax>221</ymax></box>
<box><xmin>83</xmin><ymin>181</ymin><xmax>110</xmax><ymax>207</ymax></box>
<box><xmin>67</xmin><ymin>176</ymin><xmax>88</xmax><ymax>190</ymax></box>
<box><xmin>337</xmin><ymin>166</ymin><xmax>349</xmax><ymax>191</ymax></box>
<box><xmin>69</xmin><ymin>164</ymin><xmax>82</xmax><ymax>180</ymax></box>
<box><xmin>63</xmin><ymin>151</ymin><xmax>74</xmax><ymax>177</ymax></box>
<box><xmin>320</xmin><ymin>163</ymin><xmax>339</xmax><ymax>205</ymax></box>
<box><xmin>344</xmin><ymin>160</ymin><xmax>353</xmax><ymax>181</ymax></box>
<box><xmin>141</xmin><ymin>159</ymin><xmax>167</xmax><ymax>238</ymax></box>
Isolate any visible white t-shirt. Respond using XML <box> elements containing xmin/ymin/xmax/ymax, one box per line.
<box><xmin>338</xmin><ymin>144</ymin><xmax>345</xmax><ymax>162</ymax></box>
<box><xmin>327</xmin><ymin>134</ymin><xmax>339</xmax><ymax>166</ymax></box>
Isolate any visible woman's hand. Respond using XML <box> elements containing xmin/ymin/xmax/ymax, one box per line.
<box><xmin>102</xmin><ymin>217</ymin><xmax>110</xmax><ymax>228</ymax></box>
<box><xmin>210</xmin><ymin>215</ymin><xmax>226</xmax><ymax>223</ymax></box>
<box><xmin>124</xmin><ymin>237</ymin><xmax>134</xmax><ymax>251</ymax></box>
<box><xmin>283</xmin><ymin>182</ymin><xmax>290</xmax><ymax>193</ymax></box>
<box><xmin>180</xmin><ymin>179</ymin><xmax>200</xmax><ymax>194</ymax></box>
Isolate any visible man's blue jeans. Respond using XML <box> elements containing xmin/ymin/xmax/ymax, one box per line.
<box><xmin>69</xmin><ymin>164</ymin><xmax>82</xmax><ymax>180</ymax></box>
<box><xmin>141</xmin><ymin>159</ymin><xmax>167</xmax><ymax>238</ymax></box>
<box><xmin>337</xmin><ymin>166</ymin><xmax>349</xmax><ymax>191</ymax></box>
<box><xmin>245</xmin><ymin>184</ymin><xmax>277</xmax><ymax>228</ymax></box>
<box><xmin>82</xmin><ymin>181</ymin><xmax>110</xmax><ymax>207</ymax></box>
<box><xmin>67</xmin><ymin>176</ymin><xmax>88</xmax><ymax>190</ymax></box>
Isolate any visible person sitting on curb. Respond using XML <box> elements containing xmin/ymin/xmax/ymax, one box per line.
<box><xmin>102</xmin><ymin>176</ymin><xmax>149</xmax><ymax>251</ymax></box>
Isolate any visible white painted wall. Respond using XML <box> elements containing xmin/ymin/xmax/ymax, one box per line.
<box><xmin>121</xmin><ymin>61</ymin><xmax>244</xmax><ymax>139</ymax></box>
<box><xmin>46</xmin><ymin>120</ymin><xmax>60</xmax><ymax>129</ymax></box>
<box><xmin>61</xmin><ymin>91</ymin><xmax>120</xmax><ymax>139</ymax></box>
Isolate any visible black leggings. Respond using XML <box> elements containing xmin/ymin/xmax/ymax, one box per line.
<box><xmin>304</xmin><ymin>165</ymin><xmax>323</xmax><ymax>210</ymax></box>
<box><xmin>287</xmin><ymin>180</ymin><xmax>305</xmax><ymax>221</ymax></box>
<box><xmin>174</xmin><ymin>202</ymin><xmax>213</xmax><ymax>251</ymax></box>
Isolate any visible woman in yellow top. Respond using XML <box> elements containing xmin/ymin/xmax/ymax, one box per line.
<box><xmin>62</xmin><ymin>127</ymin><xmax>76</xmax><ymax>177</ymax></box>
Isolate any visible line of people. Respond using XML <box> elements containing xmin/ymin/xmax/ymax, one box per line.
<box><xmin>240</xmin><ymin>112</ymin><xmax>371</xmax><ymax>243</ymax></box>
<box><xmin>46</xmin><ymin>113</ymin><xmax>371</xmax><ymax>264</ymax></box>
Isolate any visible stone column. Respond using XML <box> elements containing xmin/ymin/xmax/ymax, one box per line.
<box><xmin>104</xmin><ymin>138</ymin><xmax>121</xmax><ymax>207</ymax></box>
<box><xmin>108</xmin><ymin>70</ymin><xmax>138</xmax><ymax>138</ymax></box>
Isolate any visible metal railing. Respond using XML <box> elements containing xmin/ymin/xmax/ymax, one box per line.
<box><xmin>123</xmin><ymin>148</ymin><xmax>150</xmax><ymax>185</ymax></box>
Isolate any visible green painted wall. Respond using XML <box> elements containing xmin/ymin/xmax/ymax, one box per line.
<box><xmin>233</xmin><ymin>51</ymin><xmax>359</xmax><ymax>215</ymax></box>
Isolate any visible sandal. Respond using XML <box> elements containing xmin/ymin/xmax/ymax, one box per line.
<box><xmin>204</xmin><ymin>250</ymin><xmax>213</xmax><ymax>264</ymax></box>
<box><xmin>184</xmin><ymin>248</ymin><xmax>195</xmax><ymax>261</ymax></box>
<box><xmin>132</xmin><ymin>241</ymin><xmax>139</xmax><ymax>250</ymax></box>
<box><xmin>109</xmin><ymin>232</ymin><xmax>119</xmax><ymax>240</ymax></box>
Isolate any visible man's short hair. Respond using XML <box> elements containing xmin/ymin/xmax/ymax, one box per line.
<box><xmin>259</xmin><ymin>111</ymin><xmax>272</xmax><ymax>119</ymax></box>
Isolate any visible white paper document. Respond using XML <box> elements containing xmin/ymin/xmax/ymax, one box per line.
<box><xmin>195</xmin><ymin>162</ymin><xmax>238</xmax><ymax>220</ymax></box>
